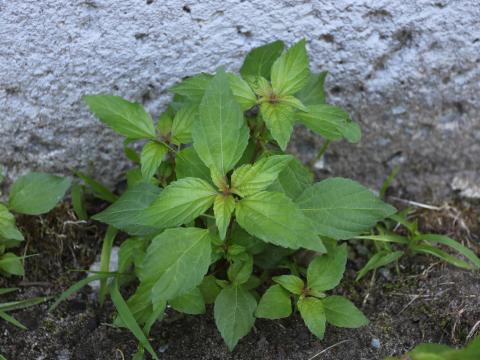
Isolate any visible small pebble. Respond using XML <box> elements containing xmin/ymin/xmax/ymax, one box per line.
<box><xmin>371</xmin><ymin>338</ymin><xmax>381</xmax><ymax>349</ymax></box>
<box><xmin>158</xmin><ymin>344</ymin><xmax>169</xmax><ymax>353</ymax></box>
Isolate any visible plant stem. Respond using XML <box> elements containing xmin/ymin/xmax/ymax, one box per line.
<box><xmin>308</xmin><ymin>140</ymin><xmax>331</xmax><ymax>168</ymax></box>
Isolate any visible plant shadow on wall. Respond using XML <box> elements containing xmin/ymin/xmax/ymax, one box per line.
<box><xmin>45</xmin><ymin>40</ymin><xmax>480</xmax><ymax>359</ymax></box>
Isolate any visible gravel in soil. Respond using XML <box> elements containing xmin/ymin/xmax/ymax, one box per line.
<box><xmin>1</xmin><ymin>201</ymin><xmax>479</xmax><ymax>360</ymax></box>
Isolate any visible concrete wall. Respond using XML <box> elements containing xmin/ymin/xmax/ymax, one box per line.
<box><xmin>1</xmin><ymin>0</ymin><xmax>479</xmax><ymax>200</ymax></box>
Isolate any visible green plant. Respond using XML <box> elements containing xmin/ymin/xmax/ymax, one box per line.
<box><xmin>61</xmin><ymin>39</ymin><xmax>399</xmax><ymax>358</ymax></box>
<box><xmin>0</xmin><ymin>170</ymin><xmax>70</xmax><ymax>350</ymax></box>
<box><xmin>355</xmin><ymin>209</ymin><xmax>480</xmax><ymax>281</ymax></box>
<box><xmin>385</xmin><ymin>335</ymin><xmax>480</xmax><ymax>360</ymax></box>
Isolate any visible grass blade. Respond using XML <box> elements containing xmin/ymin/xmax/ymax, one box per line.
<box><xmin>99</xmin><ymin>226</ymin><xmax>118</xmax><ymax>305</ymax></box>
<box><xmin>356</xmin><ymin>250</ymin><xmax>404</xmax><ymax>281</ymax></box>
<box><xmin>415</xmin><ymin>234</ymin><xmax>480</xmax><ymax>268</ymax></box>
<box><xmin>110</xmin><ymin>280</ymin><xmax>159</xmax><ymax>360</ymax></box>
<box><xmin>71</xmin><ymin>183</ymin><xmax>88</xmax><ymax>220</ymax></box>
<box><xmin>49</xmin><ymin>273</ymin><xmax>113</xmax><ymax>311</ymax></box>
<box><xmin>0</xmin><ymin>310</ymin><xmax>27</xmax><ymax>330</ymax></box>
<box><xmin>0</xmin><ymin>296</ymin><xmax>50</xmax><ymax>312</ymax></box>
<box><xmin>413</xmin><ymin>244</ymin><xmax>472</xmax><ymax>270</ymax></box>
<box><xmin>354</xmin><ymin>234</ymin><xmax>409</xmax><ymax>244</ymax></box>
<box><xmin>0</xmin><ymin>288</ymin><xmax>18</xmax><ymax>295</ymax></box>
<box><xmin>75</xmin><ymin>170</ymin><xmax>117</xmax><ymax>203</ymax></box>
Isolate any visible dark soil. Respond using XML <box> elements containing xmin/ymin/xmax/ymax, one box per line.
<box><xmin>1</xmin><ymin>200</ymin><xmax>479</xmax><ymax>360</ymax></box>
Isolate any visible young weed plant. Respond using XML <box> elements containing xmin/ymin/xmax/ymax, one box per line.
<box><xmin>54</xmin><ymin>39</ymin><xmax>475</xmax><ymax>358</ymax></box>
<box><xmin>0</xmin><ymin>170</ymin><xmax>70</xmax><ymax>343</ymax></box>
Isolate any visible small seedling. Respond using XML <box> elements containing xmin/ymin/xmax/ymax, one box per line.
<box><xmin>0</xmin><ymin>171</ymin><xmax>70</xmax><ymax>343</ymax></box>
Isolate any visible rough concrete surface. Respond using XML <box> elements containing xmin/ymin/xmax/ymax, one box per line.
<box><xmin>1</xmin><ymin>0</ymin><xmax>479</xmax><ymax>200</ymax></box>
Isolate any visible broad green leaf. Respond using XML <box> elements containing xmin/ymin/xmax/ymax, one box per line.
<box><xmin>356</xmin><ymin>250</ymin><xmax>404</xmax><ymax>281</ymax></box>
<box><xmin>271</xmin><ymin>39</ymin><xmax>310</xmax><ymax>96</ymax></box>
<box><xmin>227</xmin><ymin>253</ymin><xmax>253</xmax><ymax>285</ymax></box>
<box><xmin>297</xmin><ymin>104</ymin><xmax>348</xmax><ymax>141</ymax></box>
<box><xmin>199</xmin><ymin>275</ymin><xmax>222</xmax><ymax>304</ymax></box>
<box><xmin>231</xmin><ymin>224</ymin><xmax>267</xmax><ymax>255</ymax></box>
<box><xmin>83</xmin><ymin>95</ymin><xmax>155</xmax><ymax>139</ymax></box>
<box><xmin>171</xmin><ymin>105</ymin><xmax>197</xmax><ymax>144</ymax></box>
<box><xmin>138</xmin><ymin>227</ymin><xmax>212</xmax><ymax>301</ymax></box>
<box><xmin>231</xmin><ymin>155</ymin><xmax>293</xmax><ymax>197</ymax></box>
<box><xmin>170</xmin><ymin>287</ymin><xmax>206</xmax><ymax>315</ymax></box>
<box><xmin>157</xmin><ymin>107</ymin><xmax>174</xmax><ymax>136</ymax></box>
<box><xmin>245</xmin><ymin>75</ymin><xmax>272</xmax><ymax>97</ymax></box>
<box><xmin>118</xmin><ymin>238</ymin><xmax>146</xmax><ymax>273</ymax></box>
<box><xmin>268</xmin><ymin>157</ymin><xmax>313</xmax><ymax>199</ymax></box>
<box><xmin>340</xmin><ymin>121</ymin><xmax>362</xmax><ymax>143</ymax></box>
<box><xmin>124</xmin><ymin>139</ymin><xmax>140</xmax><ymax>163</ymax></box>
<box><xmin>414</xmin><ymin>234</ymin><xmax>480</xmax><ymax>268</ymax></box>
<box><xmin>255</xmin><ymin>284</ymin><xmax>291</xmax><ymax>319</ymax></box>
<box><xmin>9</xmin><ymin>172</ymin><xmax>71</xmax><ymax>215</ymax></box>
<box><xmin>277</xmin><ymin>95</ymin><xmax>308</xmax><ymax>112</ymax></box>
<box><xmin>322</xmin><ymin>295</ymin><xmax>368</xmax><ymax>328</ymax></box>
<box><xmin>175</xmin><ymin>147</ymin><xmax>211</xmax><ymax>182</ymax></box>
<box><xmin>214</xmin><ymin>285</ymin><xmax>257</xmax><ymax>350</ymax></box>
<box><xmin>307</xmin><ymin>244</ymin><xmax>347</xmax><ymax>292</ymax></box>
<box><xmin>295</xmin><ymin>72</ymin><xmax>327</xmax><ymax>105</ymax></box>
<box><xmin>92</xmin><ymin>183</ymin><xmax>161</xmax><ymax>236</ymax></box>
<box><xmin>0</xmin><ymin>253</ymin><xmax>24</xmax><ymax>276</ymax></box>
<box><xmin>192</xmin><ymin>69</ymin><xmax>249</xmax><ymax>175</ymax></box>
<box><xmin>213</xmin><ymin>194</ymin><xmax>235</xmax><ymax>240</ymax></box>
<box><xmin>227</xmin><ymin>73</ymin><xmax>257</xmax><ymax>111</ymax></box>
<box><xmin>140</xmin><ymin>178</ymin><xmax>216</xmax><ymax>228</ymax></box>
<box><xmin>272</xmin><ymin>275</ymin><xmax>304</xmax><ymax>295</ymax></box>
<box><xmin>170</xmin><ymin>73</ymin><xmax>212</xmax><ymax>103</ymax></box>
<box><xmin>140</xmin><ymin>141</ymin><xmax>169</xmax><ymax>179</ymax></box>
<box><xmin>0</xmin><ymin>204</ymin><xmax>23</xmax><ymax>241</ymax></box>
<box><xmin>297</xmin><ymin>297</ymin><xmax>326</xmax><ymax>339</ymax></box>
<box><xmin>297</xmin><ymin>178</ymin><xmax>396</xmax><ymax>240</ymax></box>
<box><xmin>240</xmin><ymin>40</ymin><xmax>285</xmax><ymax>80</ymax></box>
<box><xmin>260</xmin><ymin>101</ymin><xmax>295</xmax><ymax>150</ymax></box>
<box><xmin>407</xmin><ymin>336</ymin><xmax>480</xmax><ymax>360</ymax></box>
<box><xmin>412</xmin><ymin>244</ymin><xmax>472</xmax><ymax>270</ymax></box>
<box><xmin>236</xmin><ymin>191</ymin><xmax>325</xmax><ymax>252</ymax></box>
<box><xmin>110</xmin><ymin>280</ymin><xmax>159</xmax><ymax>360</ymax></box>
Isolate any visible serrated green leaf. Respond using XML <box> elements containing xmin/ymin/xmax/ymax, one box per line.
<box><xmin>0</xmin><ymin>204</ymin><xmax>23</xmax><ymax>242</ymax></box>
<box><xmin>297</xmin><ymin>178</ymin><xmax>396</xmax><ymax>240</ymax></box>
<box><xmin>175</xmin><ymin>147</ymin><xmax>211</xmax><ymax>183</ymax></box>
<box><xmin>118</xmin><ymin>238</ymin><xmax>146</xmax><ymax>273</ymax></box>
<box><xmin>193</xmin><ymin>69</ymin><xmax>249</xmax><ymax>175</ymax></box>
<box><xmin>227</xmin><ymin>253</ymin><xmax>253</xmax><ymax>285</ymax></box>
<box><xmin>297</xmin><ymin>296</ymin><xmax>326</xmax><ymax>339</ymax></box>
<box><xmin>227</xmin><ymin>73</ymin><xmax>257</xmax><ymax>111</ymax></box>
<box><xmin>272</xmin><ymin>275</ymin><xmax>304</xmax><ymax>294</ymax></box>
<box><xmin>296</xmin><ymin>104</ymin><xmax>348</xmax><ymax>141</ymax></box>
<box><xmin>295</xmin><ymin>72</ymin><xmax>327</xmax><ymax>105</ymax></box>
<box><xmin>9</xmin><ymin>172</ymin><xmax>71</xmax><ymax>215</ymax></box>
<box><xmin>322</xmin><ymin>295</ymin><xmax>368</xmax><ymax>328</ymax></box>
<box><xmin>277</xmin><ymin>95</ymin><xmax>308</xmax><ymax>112</ymax></box>
<box><xmin>83</xmin><ymin>95</ymin><xmax>156</xmax><ymax>139</ymax></box>
<box><xmin>255</xmin><ymin>284</ymin><xmax>292</xmax><ymax>319</ymax></box>
<box><xmin>139</xmin><ymin>227</ymin><xmax>212</xmax><ymax>301</ymax></box>
<box><xmin>0</xmin><ymin>253</ymin><xmax>24</xmax><ymax>276</ymax></box>
<box><xmin>214</xmin><ymin>285</ymin><xmax>257</xmax><ymax>350</ymax></box>
<box><xmin>231</xmin><ymin>155</ymin><xmax>293</xmax><ymax>197</ymax></box>
<box><xmin>75</xmin><ymin>170</ymin><xmax>117</xmax><ymax>203</ymax></box>
<box><xmin>199</xmin><ymin>275</ymin><xmax>222</xmax><ymax>304</ymax></box>
<box><xmin>268</xmin><ymin>157</ymin><xmax>313</xmax><ymax>199</ymax></box>
<box><xmin>236</xmin><ymin>191</ymin><xmax>325</xmax><ymax>252</ymax></box>
<box><xmin>260</xmin><ymin>101</ymin><xmax>294</xmax><ymax>150</ymax></box>
<box><xmin>170</xmin><ymin>73</ymin><xmax>212</xmax><ymax>103</ymax></box>
<box><xmin>213</xmin><ymin>194</ymin><xmax>235</xmax><ymax>240</ymax></box>
<box><xmin>170</xmin><ymin>287</ymin><xmax>206</xmax><ymax>315</ymax></box>
<box><xmin>140</xmin><ymin>141</ymin><xmax>169</xmax><ymax>179</ymax></box>
<box><xmin>240</xmin><ymin>40</ymin><xmax>284</xmax><ymax>80</ymax></box>
<box><xmin>356</xmin><ymin>250</ymin><xmax>404</xmax><ymax>281</ymax></box>
<box><xmin>140</xmin><ymin>178</ymin><xmax>216</xmax><ymax>228</ymax></box>
<box><xmin>271</xmin><ymin>39</ymin><xmax>310</xmax><ymax>96</ymax></box>
<box><xmin>231</xmin><ymin>224</ymin><xmax>267</xmax><ymax>255</ymax></box>
<box><xmin>171</xmin><ymin>105</ymin><xmax>197</xmax><ymax>144</ymax></box>
<box><xmin>307</xmin><ymin>244</ymin><xmax>347</xmax><ymax>292</ymax></box>
<box><xmin>92</xmin><ymin>182</ymin><xmax>161</xmax><ymax>236</ymax></box>
<box><xmin>245</xmin><ymin>75</ymin><xmax>272</xmax><ymax>97</ymax></box>
<box><xmin>157</xmin><ymin>107</ymin><xmax>174</xmax><ymax>136</ymax></box>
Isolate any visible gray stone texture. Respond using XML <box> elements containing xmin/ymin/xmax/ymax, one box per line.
<box><xmin>1</xmin><ymin>0</ymin><xmax>479</xmax><ymax>200</ymax></box>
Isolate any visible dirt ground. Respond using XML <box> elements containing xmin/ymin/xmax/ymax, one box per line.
<box><xmin>1</xmin><ymin>198</ymin><xmax>479</xmax><ymax>360</ymax></box>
